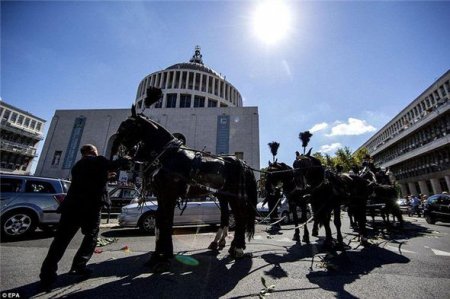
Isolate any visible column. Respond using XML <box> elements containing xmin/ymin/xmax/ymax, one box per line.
<box><xmin>445</xmin><ymin>175</ymin><xmax>450</xmax><ymax>192</ymax></box>
<box><xmin>408</xmin><ymin>182</ymin><xmax>418</xmax><ymax>196</ymax></box>
<box><xmin>418</xmin><ymin>180</ymin><xmax>430</xmax><ymax>196</ymax></box>
<box><xmin>430</xmin><ymin>178</ymin><xmax>442</xmax><ymax>195</ymax></box>
<box><xmin>399</xmin><ymin>183</ymin><xmax>408</xmax><ymax>198</ymax></box>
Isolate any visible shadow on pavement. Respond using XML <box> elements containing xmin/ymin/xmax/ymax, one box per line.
<box><xmin>3</xmin><ymin>250</ymin><xmax>254</xmax><ymax>299</ymax></box>
<box><xmin>305</xmin><ymin>246</ymin><xmax>410</xmax><ymax>299</ymax></box>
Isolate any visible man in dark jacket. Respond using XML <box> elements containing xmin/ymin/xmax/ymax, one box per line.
<box><xmin>39</xmin><ymin>144</ymin><xmax>125</xmax><ymax>291</ymax></box>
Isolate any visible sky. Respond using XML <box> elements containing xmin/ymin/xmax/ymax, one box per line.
<box><xmin>2</xmin><ymin>0</ymin><xmax>450</xmax><ymax>172</ymax></box>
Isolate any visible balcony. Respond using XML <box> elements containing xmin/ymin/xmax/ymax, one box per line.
<box><xmin>0</xmin><ymin>140</ymin><xmax>37</xmax><ymax>157</ymax></box>
<box><xmin>0</xmin><ymin>119</ymin><xmax>44</xmax><ymax>140</ymax></box>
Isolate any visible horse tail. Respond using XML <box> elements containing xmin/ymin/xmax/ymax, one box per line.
<box><xmin>245</xmin><ymin>167</ymin><xmax>257</xmax><ymax>241</ymax></box>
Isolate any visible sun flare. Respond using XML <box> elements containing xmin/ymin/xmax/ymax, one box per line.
<box><xmin>252</xmin><ymin>0</ymin><xmax>292</xmax><ymax>45</ymax></box>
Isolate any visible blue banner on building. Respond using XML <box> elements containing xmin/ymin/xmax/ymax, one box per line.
<box><xmin>216</xmin><ymin>114</ymin><xmax>230</xmax><ymax>155</ymax></box>
<box><xmin>62</xmin><ymin>117</ymin><xmax>86</xmax><ymax>169</ymax></box>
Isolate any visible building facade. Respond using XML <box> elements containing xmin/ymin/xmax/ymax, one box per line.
<box><xmin>359</xmin><ymin>70</ymin><xmax>450</xmax><ymax>196</ymax></box>
<box><xmin>35</xmin><ymin>47</ymin><xmax>260</xmax><ymax>180</ymax></box>
<box><xmin>0</xmin><ymin>100</ymin><xmax>46</xmax><ymax>174</ymax></box>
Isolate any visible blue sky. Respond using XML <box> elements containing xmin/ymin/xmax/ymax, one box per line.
<box><xmin>2</xmin><ymin>0</ymin><xmax>450</xmax><ymax>171</ymax></box>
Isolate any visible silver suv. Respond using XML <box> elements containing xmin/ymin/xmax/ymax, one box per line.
<box><xmin>0</xmin><ymin>174</ymin><xmax>70</xmax><ymax>239</ymax></box>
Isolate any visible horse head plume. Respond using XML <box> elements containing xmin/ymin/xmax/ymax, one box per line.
<box><xmin>268</xmin><ymin>141</ymin><xmax>280</xmax><ymax>162</ymax></box>
<box><xmin>299</xmin><ymin>131</ymin><xmax>313</xmax><ymax>154</ymax></box>
<box><xmin>144</xmin><ymin>86</ymin><xmax>163</xmax><ymax>108</ymax></box>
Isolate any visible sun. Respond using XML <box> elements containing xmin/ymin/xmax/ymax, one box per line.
<box><xmin>252</xmin><ymin>0</ymin><xmax>292</xmax><ymax>45</ymax></box>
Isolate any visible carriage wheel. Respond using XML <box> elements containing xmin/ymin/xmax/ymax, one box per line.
<box><xmin>139</xmin><ymin>213</ymin><xmax>156</xmax><ymax>234</ymax></box>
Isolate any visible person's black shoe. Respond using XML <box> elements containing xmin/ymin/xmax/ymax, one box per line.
<box><xmin>68</xmin><ymin>267</ymin><xmax>92</xmax><ymax>276</ymax></box>
<box><xmin>39</xmin><ymin>279</ymin><xmax>55</xmax><ymax>293</ymax></box>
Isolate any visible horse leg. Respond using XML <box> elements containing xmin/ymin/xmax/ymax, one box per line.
<box><xmin>290</xmin><ymin>202</ymin><xmax>301</xmax><ymax>243</ymax></box>
<box><xmin>333</xmin><ymin>206</ymin><xmax>344</xmax><ymax>248</ymax></box>
<box><xmin>300</xmin><ymin>202</ymin><xmax>310</xmax><ymax>244</ymax></box>
<box><xmin>209</xmin><ymin>197</ymin><xmax>229</xmax><ymax>251</ymax></box>
<box><xmin>322</xmin><ymin>214</ymin><xmax>333</xmax><ymax>250</ymax></box>
<box><xmin>227</xmin><ymin>195</ymin><xmax>247</xmax><ymax>258</ymax></box>
<box><xmin>312</xmin><ymin>219</ymin><xmax>319</xmax><ymax>237</ymax></box>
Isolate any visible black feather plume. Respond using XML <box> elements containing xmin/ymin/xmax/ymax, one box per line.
<box><xmin>268</xmin><ymin>141</ymin><xmax>280</xmax><ymax>162</ymax></box>
<box><xmin>299</xmin><ymin>131</ymin><xmax>313</xmax><ymax>154</ymax></box>
<box><xmin>144</xmin><ymin>87</ymin><xmax>163</xmax><ymax>108</ymax></box>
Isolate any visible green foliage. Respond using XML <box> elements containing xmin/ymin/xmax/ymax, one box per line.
<box><xmin>335</xmin><ymin>146</ymin><xmax>356</xmax><ymax>172</ymax></box>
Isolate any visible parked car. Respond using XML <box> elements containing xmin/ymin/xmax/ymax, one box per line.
<box><xmin>396</xmin><ymin>198</ymin><xmax>410</xmax><ymax>214</ymax></box>
<box><xmin>423</xmin><ymin>193</ymin><xmax>450</xmax><ymax>224</ymax></box>
<box><xmin>0</xmin><ymin>174</ymin><xmax>70</xmax><ymax>239</ymax></box>
<box><xmin>256</xmin><ymin>196</ymin><xmax>311</xmax><ymax>225</ymax></box>
<box><xmin>106</xmin><ymin>186</ymin><xmax>141</xmax><ymax>214</ymax></box>
<box><xmin>118</xmin><ymin>195</ymin><xmax>233</xmax><ymax>233</ymax></box>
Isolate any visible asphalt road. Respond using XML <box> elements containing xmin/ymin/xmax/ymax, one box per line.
<box><xmin>1</xmin><ymin>215</ymin><xmax>449</xmax><ymax>299</ymax></box>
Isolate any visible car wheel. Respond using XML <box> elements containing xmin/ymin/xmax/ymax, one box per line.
<box><xmin>1</xmin><ymin>210</ymin><xmax>37</xmax><ymax>239</ymax></box>
<box><xmin>425</xmin><ymin>215</ymin><xmax>435</xmax><ymax>224</ymax></box>
<box><xmin>139</xmin><ymin>213</ymin><xmax>156</xmax><ymax>234</ymax></box>
<box><xmin>281</xmin><ymin>211</ymin><xmax>290</xmax><ymax>225</ymax></box>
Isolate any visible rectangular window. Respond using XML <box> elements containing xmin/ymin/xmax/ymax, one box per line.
<box><xmin>161</xmin><ymin>72</ymin><xmax>167</xmax><ymax>88</ymax></box>
<box><xmin>167</xmin><ymin>71</ymin><xmax>174</xmax><ymax>89</ymax></box>
<box><xmin>1</xmin><ymin>178</ymin><xmax>22</xmax><ymax>192</ymax></box>
<box><xmin>214</xmin><ymin>78</ymin><xmax>219</xmax><ymax>96</ymax></box>
<box><xmin>36</xmin><ymin>122</ymin><xmax>42</xmax><ymax>131</ymax></box>
<box><xmin>188</xmin><ymin>72</ymin><xmax>194</xmax><ymax>89</ymax></box>
<box><xmin>181</xmin><ymin>71</ymin><xmax>187</xmax><ymax>89</ymax></box>
<box><xmin>194</xmin><ymin>73</ymin><xmax>201</xmax><ymax>91</ymax></box>
<box><xmin>3</xmin><ymin>109</ymin><xmax>11</xmax><ymax>120</ymax></box>
<box><xmin>174</xmin><ymin>71</ymin><xmax>181</xmax><ymax>89</ymax></box>
<box><xmin>166</xmin><ymin>94</ymin><xmax>177</xmax><ymax>108</ymax></box>
<box><xmin>30</xmin><ymin>120</ymin><xmax>36</xmax><ymax>129</ymax></box>
<box><xmin>208</xmin><ymin>99</ymin><xmax>217</xmax><ymax>107</ymax></box>
<box><xmin>201</xmin><ymin>75</ymin><xmax>207</xmax><ymax>92</ymax></box>
<box><xmin>208</xmin><ymin>77</ymin><xmax>213</xmax><ymax>93</ymax></box>
<box><xmin>10</xmin><ymin>112</ymin><xmax>18</xmax><ymax>123</ymax></box>
<box><xmin>24</xmin><ymin>118</ymin><xmax>30</xmax><ymax>127</ymax></box>
<box><xmin>180</xmin><ymin>94</ymin><xmax>191</xmax><ymax>108</ymax></box>
<box><xmin>17</xmin><ymin>115</ymin><xmax>24</xmax><ymax>125</ymax></box>
<box><xmin>52</xmin><ymin>150</ymin><xmax>62</xmax><ymax>166</ymax></box>
<box><xmin>25</xmin><ymin>181</ymin><xmax>56</xmax><ymax>193</ymax></box>
<box><xmin>194</xmin><ymin>96</ymin><xmax>205</xmax><ymax>107</ymax></box>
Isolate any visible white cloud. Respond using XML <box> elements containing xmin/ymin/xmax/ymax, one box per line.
<box><xmin>310</xmin><ymin>122</ymin><xmax>328</xmax><ymax>133</ymax></box>
<box><xmin>319</xmin><ymin>143</ymin><xmax>342</xmax><ymax>153</ymax></box>
<box><xmin>326</xmin><ymin>118</ymin><xmax>376</xmax><ymax>136</ymax></box>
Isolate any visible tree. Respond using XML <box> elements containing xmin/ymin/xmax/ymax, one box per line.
<box><xmin>335</xmin><ymin>146</ymin><xmax>356</xmax><ymax>172</ymax></box>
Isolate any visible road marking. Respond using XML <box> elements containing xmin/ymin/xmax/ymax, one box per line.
<box><xmin>430</xmin><ymin>248</ymin><xmax>450</xmax><ymax>256</ymax></box>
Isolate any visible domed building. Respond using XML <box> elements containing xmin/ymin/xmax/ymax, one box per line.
<box><xmin>35</xmin><ymin>47</ymin><xmax>260</xmax><ymax>181</ymax></box>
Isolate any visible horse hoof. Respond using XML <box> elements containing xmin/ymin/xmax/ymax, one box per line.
<box><xmin>229</xmin><ymin>247</ymin><xmax>245</xmax><ymax>259</ymax></box>
<box><xmin>292</xmin><ymin>234</ymin><xmax>300</xmax><ymax>242</ymax></box>
<box><xmin>208</xmin><ymin>241</ymin><xmax>218</xmax><ymax>251</ymax></box>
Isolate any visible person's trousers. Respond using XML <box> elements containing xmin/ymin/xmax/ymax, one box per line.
<box><xmin>40</xmin><ymin>209</ymin><xmax>101</xmax><ymax>282</ymax></box>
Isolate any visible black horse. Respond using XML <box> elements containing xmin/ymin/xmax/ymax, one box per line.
<box><xmin>360</xmin><ymin>170</ymin><xmax>404</xmax><ymax>227</ymax></box>
<box><xmin>293</xmin><ymin>154</ymin><xmax>371</xmax><ymax>248</ymax></box>
<box><xmin>265</xmin><ymin>161</ymin><xmax>312</xmax><ymax>244</ymax></box>
<box><xmin>111</xmin><ymin>106</ymin><xmax>257</xmax><ymax>271</ymax></box>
